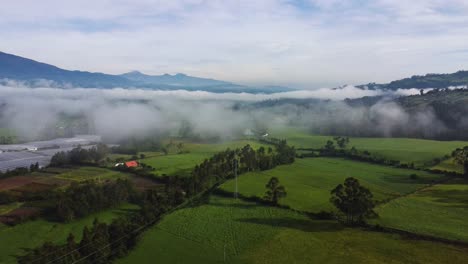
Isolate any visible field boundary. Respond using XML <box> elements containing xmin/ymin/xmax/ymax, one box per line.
<box><xmin>367</xmin><ymin>224</ymin><xmax>468</xmax><ymax>247</ymax></box>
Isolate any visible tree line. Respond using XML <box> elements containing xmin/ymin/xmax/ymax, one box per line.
<box><xmin>0</xmin><ymin>162</ymin><xmax>40</xmax><ymax>179</ymax></box>
<box><xmin>18</xmin><ymin>183</ymin><xmax>179</xmax><ymax>263</ymax></box>
<box><xmin>297</xmin><ymin>137</ymin><xmax>414</xmax><ymax>169</ymax></box>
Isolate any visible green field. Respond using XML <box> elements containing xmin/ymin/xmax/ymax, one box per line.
<box><xmin>221</xmin><ymin>157</ymin><xmax>441</xmax><ymax>212</ymax></box>
<box><xmin>119</xmin><ymin>195</ymin><xmax>468</xmax><ymax>264</ymax></box>
<box><xmin>54</xmin><ymin>166</ymin><xmax>130</xmax><ymax>182</ymax></box>
<box><xmin>272</xmin><ymin>128</ymin><xmax>468</xmax><ymax>167</ymax></box>
<box><xmin>373</xmin><ymin>179</ymin><xmax>468</xmax><ymax>242</ymax></box>
<box><xmin>0</xmin><ymin>128</ymin><xmax>15</xmax><ymax>137</ymax></box>
<box><xmin>0</xmin><ymin>202</ymin><xmax>23</xmax><ymax>215</ymax></box>
<box><xmin>0</xmin><ymin>128</ymin><xmax>16</xmax><ymax>143</ymax></box>
<box><xmin>0</xmin><ymin>203</ymin><xmax>138</xmax><ymax>264</ymax></box>
<box><xmin>431</xmin><ymin>158</ymin><xmax>464</xmax><ymax>173</ymax></box>
<box><xmin>140</xmin><ymin>140</ymin><xmax>267</xmax><ymax>177</ymax></box>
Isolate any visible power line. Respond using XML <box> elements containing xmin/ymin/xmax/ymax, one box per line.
<box><xmin>68</xmin><ymin>220</ymin><xmax>154</xmax><ymax>264</ymax></box>
<box><xmin>233</xmin><ymin>158</ymin><xmax>238</xmax><ymax>199</ymax></box>
<box><xmin>33</xmin><ymin>213</ymin><xmax>156</xmax><ymax>264</ymax></box>
<box><xmin>45</xmin><ymin>187</ymin><xmax>214</xmax><ymax>264</ymax></box>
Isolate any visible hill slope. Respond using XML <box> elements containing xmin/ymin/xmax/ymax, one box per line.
<box><xmin>360</xmin><ymin>71</ymin><xmax>468</xmax><ymax>90</ymax></box>
<box><xmin>0</xmin><ymin>51</ymin><xmax>132</xmax><ymax>88</ymax></box>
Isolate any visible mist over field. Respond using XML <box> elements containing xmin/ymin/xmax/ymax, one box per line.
<box><xmin>0</xmin><ymin>83</ymin><xmax>453</xmax><ymax>141</ymax></box>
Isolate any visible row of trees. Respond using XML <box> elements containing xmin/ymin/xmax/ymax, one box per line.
<box><xmin>0</xmin><ymin>163</ymin><xmax>39</xmax><ymax>179</ymax></box>
<box><xmin>55</xmin><ymin>179</ymin><xmax>135</xmax><ymax>222</ymax></box>
<box><xmin>301</xmin><ymin>137</ymin><xmax>414</xmax><ymax>168</ymax></box>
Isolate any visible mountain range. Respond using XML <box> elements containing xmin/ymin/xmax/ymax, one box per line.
<box><xmin>1</xmin><ymin>51</ymin><xmax>467</xmax><ymax>92</ymax></box>
<box><xmin>0</xmin><ymin>51</ymin><xmax>292</xmax><ymax>93</ymax></box>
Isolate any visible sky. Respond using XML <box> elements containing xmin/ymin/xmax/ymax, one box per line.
<box><xmin>1</xmin><ymin>0</ymin><xmax>468</xmax><ymax>88</ymax></box>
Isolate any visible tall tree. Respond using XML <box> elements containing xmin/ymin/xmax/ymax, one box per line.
<box><xmin>264</xmin><ymin>177</ymin><xmax>287</xmax><ymax>205</ymax></box>
<box><xmin>65</xmin><ymin>233</ymin><xmax>81</xmax><ymax>262</ymax></box>
<box><xmin>453</xmin><ymin>146</ymin><xmax>468</xmax><ymax>177</ymax></box>
<box><xmin>333</xmin><ymin>136</ymin><xmax>349</xmax><ymax>149</ymax></box>
<box><xmin>330</xmin><ymin>177</ymin><xmax>376</xmax><ymax>225</ymax></box>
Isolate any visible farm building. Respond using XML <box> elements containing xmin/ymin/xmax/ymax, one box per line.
<box><xmin>125</xmin><ymin>161</ymin><xmax>139</xmax><ymax>168</ymax></box>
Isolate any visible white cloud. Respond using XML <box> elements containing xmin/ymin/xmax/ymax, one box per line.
<box><xmin>0</xmin><ymin>0</ymin><xmax>467</xmax><ymax>88</ymax></box>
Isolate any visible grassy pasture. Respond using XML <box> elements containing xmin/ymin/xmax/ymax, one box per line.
<box><xmin>141</xmin><ymin>152</ymin><xmax>213</xmax><ymax>176</ymax></box>
<box><xmin>118</xmin><ymin>195</ymin><xmax>468</xmax><ymax>264</ymax></box>
<box><xmin>272</xmin><ymin>128</ymin><xmax>468</xmax><ymax>167</ymax></box>
<box><xmin>0</xmin><ymin>167</ymin><xmax>128</xmax><ymax>193</ymax></box>
<box><xmin>431</xmin><ymin>157</ymin><xmax>464</xmax><ymax>173</ymax></box>
<box><xmin>220</xmin><ymin>157</ymin><xmax>441</xmax><ymax>212</ymax></box>
<box><xmin>0</xmin><ymin>202</ymin><xmax>23</xmax><ymax>215</ymax></box>
<box><xmin>140</xmin><ymin>140</ymin><xmax>267</xmax><ymax>177</ymax></box>
<box><xmin>53</xmin><ymin>166</ymin><xmax>129</xmax><ymax>182</ymax></box>
<box><xmin>373</xmin><ymin>179</ymin><xmax>468</xmax><ymax>242</ymax></box>
<box><xmin>0</xmin><ymin>203</ymin><xmax>139</xmax><ymax>264</ymax></box>
<box><xmin>0</xmin><ymin>128</ymin><xmax>16</xmax><ymax>143</ymax></box>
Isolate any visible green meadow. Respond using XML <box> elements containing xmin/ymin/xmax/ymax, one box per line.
<box><xmin>140</xmin><ymin>140</ymin><xmax>267</xmax><ymax>177</ymax></box>
<box><xmin>431</xmin><ymin>157</ymin><xmax>464</xmax><ymax>173</ymax></box>
<box><xmin>0</xmin><ymin>202</ymin><xmax>23</xmax><ymax>215</ymax></box>
<box><xmin>0</xmin><ymin>203</ymin><xmax>138</xmax><ymax>264</ymax></box>
<box><xmin>272</xmin><ymin>128</ymin><xmax>468</xmax><ymax>167</ymax></box>
<box><xmin>221</xmin><ymin>157</ymin><xmax>441</xmax><ymax>212</ymax></box>
<box><xmin>373</xmin><ymin>179</ymin><xmax>468</xmax><ymax>242</ymax></box>
<box><xmin>118</xmin><ymin>195</ymin><xmax>468</xmax><ymax>264</ymax></box>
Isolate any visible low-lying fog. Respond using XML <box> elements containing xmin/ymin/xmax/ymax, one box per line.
<box><xmin>0</xmin><ymin>83</ymin><xmax>454</xmax><ymax>141</ymax></box>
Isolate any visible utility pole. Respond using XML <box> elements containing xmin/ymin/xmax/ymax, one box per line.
<box><xmin>224</xmin><ymin>243</ymin><xmax>226</xmax><ymax>262</ymax></box>
<box><xmin>233</xmin><ymin>158</ymin><xmax>238</xmax><ymax>199</ymax></box>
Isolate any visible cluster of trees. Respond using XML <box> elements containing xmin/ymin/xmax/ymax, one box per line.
<box><xmin>453</xmin><ymin>146</ymin><xmax>468</xmax><ymax>177</ymax></box>
<box><xmin>330</xmin><ymin>177</ymin><xmax>376</xmax><ymax>225</ymax></box>
<box><xmin>0</xmin><ymin>163</ymin><xmax>38</xmax><ymax>179</ymax></box>
<box><xmin>319</xmin><ymin>136</ymin><xmax>349</xmax><ymax>156</ymax></box>
<box><xmin>50</xmin><ymin>144</ymin><xmax>109</xmax><ymax>166</ymax></box>
<box><xmin>18</xmin><ymin>217</ymin><xmax>142</xmax><ymax>264</ymax></box>
<box><xmin>55</xmin><ymin>179</ymin><xmax>134</xmax><ymax>222</ymax></box>
<box><xmin>19</xmin><ymin>185</ymin><xmax>177</xmax><ymax>263</ymax></box>
<box><xmin>192</xmin><ymin>142</ymin><xmax>295</xmax><ymax>194</ymax></box>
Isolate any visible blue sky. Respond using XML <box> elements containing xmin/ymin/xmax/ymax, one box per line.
<box><xmin>1</xmin><ymin>0</ymin><xmax>467</xmax><ymax>88</ymax></box>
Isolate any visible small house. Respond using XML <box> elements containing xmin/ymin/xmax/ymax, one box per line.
<box><xmin>125</xmin><ymin>161</ymin><xmax>139</xmax><ymax>168</ymax></box>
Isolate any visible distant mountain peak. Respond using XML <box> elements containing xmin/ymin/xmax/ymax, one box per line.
<box><xmin>128</xmin><ymin>70</ymin><xmax>144</xmax><ymax>75</ymax></box>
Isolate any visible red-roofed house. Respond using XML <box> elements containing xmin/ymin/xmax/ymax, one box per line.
<box><xmin>125</xmin><ymin>161</ymin><xmax>139</xmax><ymax>168</ymax></box>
